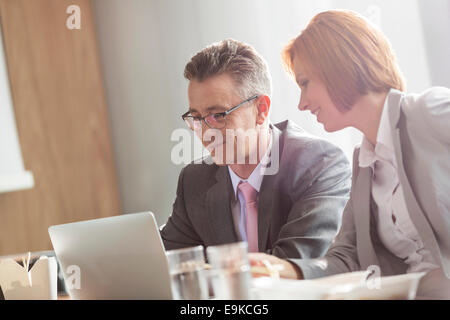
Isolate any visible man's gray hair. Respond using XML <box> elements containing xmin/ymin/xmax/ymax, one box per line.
<box><xmin>184</xmin><ymin>38</ymin><xmax>272</xmax><ymax>99</ymax></box>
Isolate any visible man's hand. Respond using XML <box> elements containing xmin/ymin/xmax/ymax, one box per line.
<box><xmin>248</xmin><ymin>252</ymin><xmax>304</xmax><ymax>279</ymax></box>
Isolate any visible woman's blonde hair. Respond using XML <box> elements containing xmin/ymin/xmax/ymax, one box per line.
<box><xmin>282</xmin><ymin>10</ymin><xmax>406</xmax><ymax>112</ymax></box>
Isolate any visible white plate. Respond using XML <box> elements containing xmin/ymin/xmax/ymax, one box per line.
<box><xmin>326</xmin><ymin>272</ymin><xmax>426</xmax><ymax>300</ymax></box>
<box><xmin>251</xmin><ymin>271</ymin><xmax>426</xmax><ymax>300</ymax></box>
<box><xmin>251</xmin><ymin>277</ymin><xmax>331</xmax><ymax>300</ymax></box>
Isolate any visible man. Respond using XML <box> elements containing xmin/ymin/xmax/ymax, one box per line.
<box><xmin>161</xmin><ymin>39</ymin><xmax>351</xmax><ymax>274</ymax></box>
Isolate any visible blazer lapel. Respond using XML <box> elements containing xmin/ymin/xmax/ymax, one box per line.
<box><xmin>353</xmin><ymin>165</ymin><xmax>381</xmax><ymax>269</ymax></box>
<box><xmin>387</xmin><ymin>93</ymin><xmax>442</xmax><ymax>265</ymax></box>
<box><xmin>257</xmin><ymin>125</ymin><xmax>283</xmax><ymax>252</ymax></box>
<box><xmin>258</xmin><ymin>175</ymin><xmax>276</xmax><ymax>252</ymax></box>
<box><xmin>205</xmin><ymin>166</ymin><xmax>238</xmax><ymax>245</ymax></box>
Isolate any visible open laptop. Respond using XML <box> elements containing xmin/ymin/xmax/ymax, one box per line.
<box><xmin>48</xmin><ymin>212</ymin><xmax>173</xmax><ymax>299</ymax></box>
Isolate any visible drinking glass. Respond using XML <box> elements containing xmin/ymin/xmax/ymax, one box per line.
<box><xmin>166</xmin><ymin>245</ymin><xmax>208</xmax><ymax>300</ymax></box>
<box><xmin>206</xmin><ymin>242</ymin><xmax>252</xmax><ymax>300</ymax></box>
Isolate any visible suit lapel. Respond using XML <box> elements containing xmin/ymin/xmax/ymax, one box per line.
<box><xmin>205</xmin><ymin>166</ymin><xmax>238</xmax><ymax>245</ymax></box>
<box><xmin>257</xmin><ymin>175</ymin><xmax>275</xmax><ymax>252</ymax></box>
<box><xmin>387</xmin><ymin>92</ymin><xmax>442</xmax><ymax>265</ymax></box>
<box><xmin>257</xmin><ymin>125</ymin><xmax>283</xmax><ymax>252</ymax></box>
<box><xmin>353</xmin><ymin>165</ymin><xmax>381</xmax><ymax>269</ymax></box>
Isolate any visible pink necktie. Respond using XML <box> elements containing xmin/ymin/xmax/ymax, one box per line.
<box><xmin>237</xmin><ymin>181</ymin><xmax>258</xmax><ymax>252</ymax></box>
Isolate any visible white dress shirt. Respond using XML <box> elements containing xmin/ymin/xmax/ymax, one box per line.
<box><xmin>358</xmin><ymin>98</ymin><xmax>439</xmax><ymax>273</ymax></box>
<box><xmin>227</xmin><ymin>130</ymin><xmax>272</xmax><ymax>241</ymax></box>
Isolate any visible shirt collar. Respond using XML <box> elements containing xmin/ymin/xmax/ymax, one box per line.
<box><xmin>228</xmin><ymin>129</ymin><xmax>273</xmax><ymax>198</ymax></box>
<box><xmin>375</xmin><ymin>92</ymin><xmax>396</xmax><ymax>161</ymax></box>
<box><xmin>358</xmin><ymin>136</ymin><xmax>376</xmax><ymax>168</ymax></box>
<box><xmin>358</xmin><ymin>89</ymin><xmax>396</xmax><ymax>168</ymax></box>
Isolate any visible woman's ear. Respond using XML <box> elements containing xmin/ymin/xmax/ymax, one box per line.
<box><xmin>256</xmin><ymin>95</ymin><xmax>271</xmax><ymax>125</ymax></box>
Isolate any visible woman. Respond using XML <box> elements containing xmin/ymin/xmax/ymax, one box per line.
<box><xmin>249</xmin><ymin>9</ymin><xmax>450</xmax><ymax>299</ymax></box>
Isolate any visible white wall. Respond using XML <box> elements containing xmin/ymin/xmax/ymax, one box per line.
<box><xmin>419</xmin><ymin>0</ymin><xmax>450</xmax><ymax>88</ymax></box>
<box><xmin>92</xmin><ymin>0</ymin><xmax>439</xmax><ymax>224</ymax></box>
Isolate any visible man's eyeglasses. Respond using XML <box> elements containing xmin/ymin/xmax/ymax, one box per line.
<box><xmin>182</xmin><ymin>95</ymin><xmax>260</xmax><ymax>130</ymax></box>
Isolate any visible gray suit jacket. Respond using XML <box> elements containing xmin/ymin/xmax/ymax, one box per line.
<box><xmin>161</xmin><ymin>120</ymin><xmax>351</xmax><ymax>260</ymax></box>
<box><xmin>292</xmin><ymin>87</ymin><xmax>450</xmax><ymax>279</ymax></box>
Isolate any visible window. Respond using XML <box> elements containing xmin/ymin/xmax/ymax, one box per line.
<box><xmin>0</xmin><ymin>23</ymin><xmax>34</xmax><ymax>193</ymax></box>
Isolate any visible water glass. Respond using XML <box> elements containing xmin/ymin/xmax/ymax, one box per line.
<box><xmin>206</xmin><ymin>242</ymin><xmax>252</xmax><ymax>300</ymax></box>
<box><xmin>166</xmin><ymin>245</ymin><xmax>208</xmax><ymax>300</ymax></box>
